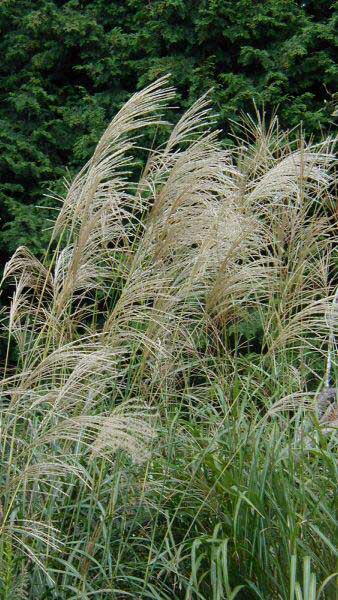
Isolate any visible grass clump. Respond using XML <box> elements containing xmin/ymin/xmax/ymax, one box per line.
<box><xmin>0</xmin><ymin>77</ymin><xmax>337</xmax><ymax>598</ymax></box>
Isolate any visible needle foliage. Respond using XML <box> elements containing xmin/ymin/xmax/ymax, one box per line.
<box><xmin>0</xmin><ymin>0</ymin><xmax>337</xmax><ymax>264</ymax></box>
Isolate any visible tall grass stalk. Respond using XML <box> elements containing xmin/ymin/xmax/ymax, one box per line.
<box><xmin>0</xmin><ymin>77</ymin><xmax>336</xmax><ymax>598</ymax></box>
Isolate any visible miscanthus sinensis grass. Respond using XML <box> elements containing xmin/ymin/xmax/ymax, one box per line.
<box><xmin>0</xmin><ymin>77</ymin><xmax>336</xmax><ymax>598</ymax></box>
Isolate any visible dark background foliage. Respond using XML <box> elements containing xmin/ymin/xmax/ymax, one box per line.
<box><xmin>0</xmin><ymin>0</ymin><xmax>337</xmax><ymax>266</ymax></box>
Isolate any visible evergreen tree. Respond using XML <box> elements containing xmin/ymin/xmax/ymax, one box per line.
<box><xmin>0</xmin><ymin>0</ymin><xmax>336</xmax><ymax>263</ymax></box>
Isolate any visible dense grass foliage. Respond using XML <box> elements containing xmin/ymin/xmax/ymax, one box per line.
<box><xmin>0</xmin><ymin>0</ymin><xmax>337</xmax><ymax>265</ymax></box>
<box><xmin>0</xmin><ymin>79</ymin><xmax>337</xmax><ymax>598</ymax></box>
